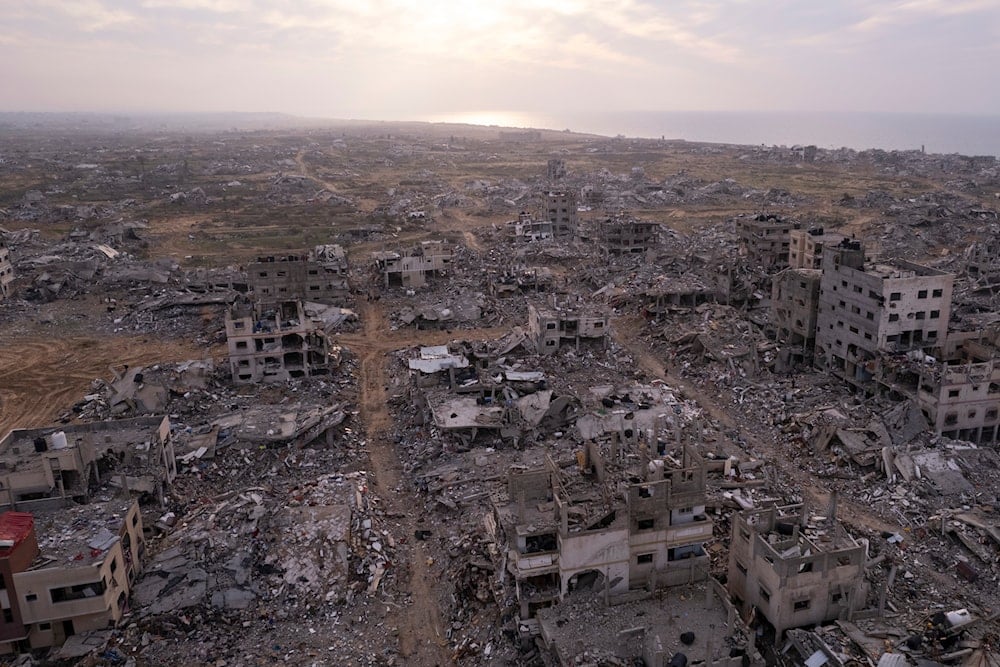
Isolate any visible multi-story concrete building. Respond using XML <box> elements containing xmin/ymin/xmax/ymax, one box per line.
<box><xmin>0</xmin><ymin>239</ymin><xmax>14</xmax><ymax>301</ymax></box>
<box><xmin>917</xmin><ymin>328</ymin><xmax>1000</xmax><ymax>444</ymax></box>
<box><xmin>0</xmin><ymin>417</ymin><xmax>176</xmax><ymax>510</ymax></box>
<box><xmin>545</xmin><ymin>191</ymin><xmax>577</xmax><ymax>239</ymax></box>
<box><xmin>598</xmin><ymin>214</ymin><xmax>659</xmax><ymax>255</ymax></box>
<box><xmin>546</xmin><ymin>158</ymin><xmax>566</xmax><ymax>182</ymax></box>
<box><xmin>727</xmin><ymin>504</ymin><xmax>868</xmax><ymax>640</ymax></box>
<box><xmin>788</xmin><ymin>228</ymin><xmax>848</xmax><ymax>270</ymax></box>
<box><xmin>492</xmin><ymin>445</ymin><xmax>712</xmax><ymax>623</ymax></box>
<box><xmin>771</xmin><ymin>268</ymin><xmax>822</xmax><ymax>366</ymax></box>
<box><xmin>736</xmin><ymin>214</ymin><xmax>796</xmax><ymax>270</ymax></box>
<box><xmin>0</xmin><ymin>499</ymin><xmax>145</xmax><ymax>654</ymax></box>
<box><xmin>815</xmin><ymin>241</ymin><xmax>954</xmax><ymax>390</ymax></box>
<box><xmin>372</xmin><ymin>240</ymin><xmax>454</xmax><ymax>289</ymax></box>
<box><xmin>225</xmin><ymin>299</ymin><xmax>338</xmax><ymax>384</ymax></box>
<box><xmin>248</xmin><ymin>244</ymin><xmax>349</xmax><ymax>306</ymax></box>
<box><xmin>527</xmin><ymin>299</ymin><xmax>609</xmax><ymax>355</ymax></box>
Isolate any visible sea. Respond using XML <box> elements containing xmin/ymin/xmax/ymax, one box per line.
<box><xmin>422</xmin><ymin>111</ymin><xmax>1000</xmax><ymax>158</ymax></box>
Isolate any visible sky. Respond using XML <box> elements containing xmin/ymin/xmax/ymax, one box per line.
<box><xmin>2</xmin><ymin>0</ymin><xmax>999</xmax><ymax>120</ymax></box>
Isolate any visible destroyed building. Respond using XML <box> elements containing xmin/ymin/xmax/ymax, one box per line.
<box><xmin>248</xmin><ymin>244</ymin><xmax>349</xmax><ymax>305</ymax></box>
<box><xmin>0</xmin><ymin>499</ymin><xmax>145</xmax><ymax>654</ymax></box>
<box><xmin>527</xmin><ymin>299</ymin><xmax>609</xmax><ymax>355</ymax></box>
<box><xmin>727</xmin><ymin>503</ymin><xmax>868</xmax><ymax>640</ymax></box>
<box><xmin>0</xmin><ymin>417</ymin><xmax>176</xmax><ymax>509</ymax></box>
<box><xmin>788</xmin><ymin>227</ymin><xmax>848</xmax><ymax>270</ymax></box>
<box><xmin>544</xmin><ymin>190</ymin><xmax>577</xmax><ymax>239</ymax></box>
<box><xmin>965</xmin><ymin>237</ymin><xmax>1000</xmax><ymax>287</ymax></box>
<box><xmin>916</xmin><ymin>328</ymin><xmax>1000</xmax><ymax>444</ymax></box>
<box><xmin>535</xmin><ymin>580</ymin><xmax>759</xmax><ymax>667</ymax></box>
<box><xmin>815</xmin><ymin>241</ymin><xmax>954</xmax><ymax>391</ymax></box>
<box><xmin>597</xmin><ymin>214</ymin><xmax>659</xmax><ymax>255</ymax></box>
<box><xmin>736</xmin><ymin>214</ymin><xmax>796</xmax><ymax>269</ymax></box>
<box><xmin>490</xmin><ymin>444</ymin><xmax>713</xmax><ymax>626</ymax></box>
<box><xmin>0</xmin><ymin>239</ymin><xmax>13</xmax><ymax>300</ymax></box>
<box><xmin>225</xmin><ymin>299</ymin><xmax>339</xmax><ymax>384</ymax></box>
<box><xmin>506</xmin><ymin>212</ymin><xmax>553</xmax><ymax>243</ymax></box>
<box><xmin>771</xmin><ymin>268</ymin><xmax>822</xmax><ymax>366</ymax></box>
<box><xmin>372</xmin><ymin>240</ymin><xmax>453</xmax><ymax>289</ymax></box>
<box><xmin>546</xmin><ymin>158</ymin><xmax>566</xmax><ymax>182</ymax></box>
<box><xmin>489</xmin><ymin>265</ymin><xmax>554</xmax><ymax>297</ymax></box>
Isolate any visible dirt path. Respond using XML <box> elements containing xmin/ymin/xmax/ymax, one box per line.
<box><xmin>0</xmin><ymin>335</ymin><xmax>207</xmax><ymax>437</ymax></box>
<box><xmin>355</xmin><ymin>302</ymin><xmax>451</xmax><ymax>665</ymax></box>
<box><xmin>295</xmin><ymin>148</ymin><xmax>343</xmax><ymax>194</ymax></box>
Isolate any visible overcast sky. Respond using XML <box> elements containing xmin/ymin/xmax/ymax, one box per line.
<box><xmin>2</xmin><ymin>0</ymin><xmax>998</xmax><ymax>119</ymax></box>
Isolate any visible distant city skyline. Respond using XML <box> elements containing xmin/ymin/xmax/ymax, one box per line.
<box><xmin>2</xmin><ymin>0</ymin><xmax>999</xmax><ymax>118</ymax></box>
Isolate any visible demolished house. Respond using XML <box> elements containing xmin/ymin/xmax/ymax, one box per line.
<box><xmin>506</xmin><ymin>212</ymin><xmax>553</xmax><ymax>243</ymax></box>
<box><xmin>372</xmin><ymin>239</ymin><xmax>454</xmax><ymax>289</ymax></box>
<box><xmin>225</xmin><ymin>299</ymin><xmax>341</xmax><ymax>384</ymax></box>
<box><xmin>0</xmin><ymin>238</ymin><xmax>13</xmax><ymax>300</ymax></box>
<box><xmin>247</xmin><ymin>244</ymin><xmax>350</xmax><ymax>305</ymax></box>
<box><xmin>727</xmin><ymin>503</ymin><xmax>869</xmax><ymax>640</ymax></box>
<box><xmin>527</xmin><ymin>298</ymin><xmax>609</xmax><ymax>355</ymax></box>
<box><xmin>0</xmin><ymin>416</ymin><xmax>176</xmax><ymax>509</ymax></box>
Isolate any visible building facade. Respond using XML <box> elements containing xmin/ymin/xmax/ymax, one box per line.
<box><xmin>225</xmin><ymin>299</ymin><xmax>338</xmax><ymax>384</ymax></box>
<box><xmin>815</xmin><ymin>241</ymin><xmax>954</xmax><ymax>390</ymax></box>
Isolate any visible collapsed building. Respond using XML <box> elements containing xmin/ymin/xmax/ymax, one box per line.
<box><xmin>727</xmin><ymin>503</ymin><xmax>868</xmax><ymax>640</ymax></box>
<box><xmin>225</xmin><ymin>299</ymin><xmax>340</xmax><ymax>384</ymax></box>
<box><xmin>247</xmin><ymin>244</ymin><xmax>349</xmax><ymax>305</ymax></box>
<box><xmin>506</xmin><ymin>212</ymin><xmax>553</xmax><ymax>243</ymax></box>
<box><xmin>597</xmin><ymin>214</ymin><xmax>660</xmax><ymax>255</ymax></box>
<box><xmin>489</xmin><ymin>265</ymin><xmax>555</xmax><ymax>297</ymax></box>
<box><xmin>0</xmin><ymin>239</ymin><xmax>13</xmax><ymax>300</ymax></box>
<box><xmin>815</xmin><ymin>241</ymin><xmax>954</xmax><ymax>391</ymax></box>
<box><xmin>372</xmin><ymin>240</ymin><xmax>454</xmax><ymax>289</ymax></box>
<box><xmin>0</xmin><ymin>417</ymin><xmax>176</xmax><ymax>509</ymax></box>
<box><xmin>527</xmin><ymin>298</ymin><xmax>609</xmax><ymax>355</ymax></box>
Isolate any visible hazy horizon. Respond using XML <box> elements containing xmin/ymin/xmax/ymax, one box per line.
<box><xmin>3</xmin><ymin>1</ymin><xmax>999</xmax><ymax>119</ymax></box>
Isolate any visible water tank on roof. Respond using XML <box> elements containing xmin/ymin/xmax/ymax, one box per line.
<box><xmin>50</xmin><ymin>431</ymin><xmax>68</xmax><ymax>450</ymax></box>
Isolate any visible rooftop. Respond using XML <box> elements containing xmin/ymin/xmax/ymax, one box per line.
<box><xmin>30</xmin><ymin>495</ymin><xmax>133</xmax><ymax>569</ymax></box>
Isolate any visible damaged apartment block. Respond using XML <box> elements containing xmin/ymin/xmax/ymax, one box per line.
<box><xmin>815</xmin><ymin>240</ymin><xmax>954</xmax><ymax>391</ymax></box>
<box><xmin>771</xmin><ymin>267</ymin><xmax>822</xmax><ymax>366</ymax></box>
<box><xmin>371</xmin><ymin>239</ymin><xmax>453</xmax><ymax>289</ymax></box>
<box><xmin>735</xmin><ymin>213</ymin><xmax>796</xmax><ymax>270</ymax></box>
<box><xmin>727</xmin><ymin>503</ymin><xmax>868</xmax><ymax>641</ymax></box>
<box><xmin>544</xmin><ymin>190</ymin><xmax>577</xmax><ymax>239</ymax></box>
<box><xmin>226</xmin><ymin>299</ymin><xmax>340</xmax><ymax>383</ymax></box>
<box><xmin>489</xmin><ymin>445</ymin><xmax>712</xmax><ymax>623</ymax></box>
<box><xmin>527</xmin><ymin>298</ymin><xmax>609</xmax><ymax>355</ymax></box>
<box><xmin>248</xmin><ymin>244</ymin><xmax>349</xmax><ymax>305</ymax></box>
